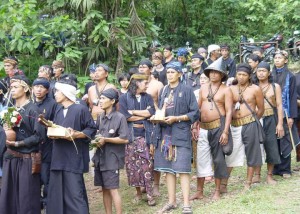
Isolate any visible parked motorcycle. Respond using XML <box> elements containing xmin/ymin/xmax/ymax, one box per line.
<box><xmin>238</xmin><ymin>33</ymin><xmax>283</xmax><ymax>63</ymax></box>
<box><xmin>287</xmin><ymin>30</ymin><xmax>300</xmax><ymax>61</ymax></box>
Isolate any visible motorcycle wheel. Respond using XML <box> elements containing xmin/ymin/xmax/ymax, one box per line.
<box><xmin>242</xmin><ymin>52</ymin><xmax>251</xmax><ymax>63</ymax></box>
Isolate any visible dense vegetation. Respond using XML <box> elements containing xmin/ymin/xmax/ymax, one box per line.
<box><xmin>0</xmin><ymin>0</ymin><xmax>299</xmax><ymax>79</ymax></box>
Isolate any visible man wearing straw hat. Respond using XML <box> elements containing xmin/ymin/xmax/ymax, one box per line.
<box><xmin>47</xmin><ymin>78</ymin><xmax>96</xmax><ymax>214</ymax></box>
<box><xmin>190</xmin><ymin>57</ymin><xmax>233</xmax><ymax>201</ymax></box>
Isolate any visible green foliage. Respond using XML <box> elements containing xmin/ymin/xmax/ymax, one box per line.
<box><xmin>152</xmin><ymin>0</ymin><xmax>300</xmax><ymax>54</ymax></box>
<box><xmin>0</xmin><ymin>0</ymin><xmax>299</xmax><ymax>80</ymax></box>
<box><xmin>0</xmin><ymin>0</ymin><xmax>159</xmax><ymax>79</ymax></box>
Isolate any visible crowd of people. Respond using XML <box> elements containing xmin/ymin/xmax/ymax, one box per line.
<box><xmin>0</xmin><ymin>43</ymin><xmax>299</xmax><ymax>214</ymax></box>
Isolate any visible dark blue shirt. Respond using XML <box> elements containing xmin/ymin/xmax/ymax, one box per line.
<box><xmin>34</xmin><ymin>96</ymin><xmax>58</xmax><ymax>162</ymax></box>
<box><xmin>51</xmin><ymin>104</ymin><xmax>97</xmax><ymax>173</ymax></box>
<box><xmin>154</xmin><ymin>83</ymin><xmax>200</xmax><ymax>148</ymax></box>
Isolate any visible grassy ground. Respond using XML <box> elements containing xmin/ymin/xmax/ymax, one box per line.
<box><xmin>86</xmin><ymin>154</ymin><xmax>300</xmax><ymax>214</ymax></box>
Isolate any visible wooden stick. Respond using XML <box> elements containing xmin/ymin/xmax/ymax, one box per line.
<box><xmin>284</xmin><ymin>110</ymin><xmax>296</xmax><ymax>151</ymax></box>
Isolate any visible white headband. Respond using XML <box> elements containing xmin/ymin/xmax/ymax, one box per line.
<box><xmin>55</xmin><ymin>82</ymin><xmax>77</xmax><ymax>102</ymax></box>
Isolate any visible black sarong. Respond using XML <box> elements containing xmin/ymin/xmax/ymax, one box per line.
<box><xmin>47</xmin><ymin>170</ymin><xmax>89</xmax><ymax>214</ymax></box>
<box><xmin>0</xmin><ymin>157</ymin><xmax>41</xmax><ymax>214</ymax></box>
<box><xmin>263</xmin><ymin>115</ymin><xmax>281</xmax><ymax>164</ymax></box>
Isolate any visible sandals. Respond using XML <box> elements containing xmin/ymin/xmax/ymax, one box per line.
<box><xmin>147</xmin><ymin>196</ymin><xmax>156</xmax><ymax>206</ymax></box>
<box><xmin>132</xmin><ymin>194</ymin><xmax>142</xmax><ymax>204</ymax></box>
<box><xmin>157</xmin><ymin>203</ymin><xmax>177</xmax><ymax>214</ymax></box>
<box><xmin>182</xmin><ymin>206</ymin><xmax>193</xmax><ymax>214</ymax></box>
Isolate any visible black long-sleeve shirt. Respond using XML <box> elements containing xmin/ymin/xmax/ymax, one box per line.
<box><xmin>34</xmin><ymin>96</ymin><xmax>58</xmax><ymax>162</ymax></box>
<box><xmin>51</xmin><ymin>104</ymin><xmax>96</xmax><ymax>173</ymax></box>
<box><xmin>8</xmin><ymin>102</ymin><xmax>45</xmax><ymax>154</ymax></box>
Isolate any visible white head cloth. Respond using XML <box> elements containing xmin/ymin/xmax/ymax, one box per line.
<box><xmin>55</xmin><ymin>82</ymin><xmax>77</xmax><ymax>102</ymax></box>
<box><xmin>207</xmin><ymin>44</ymin><xmax>221</xmax><ymax>57</ymax></box>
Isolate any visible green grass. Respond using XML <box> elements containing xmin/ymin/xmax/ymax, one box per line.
<box><xmin>86</xmin><ymin>155</ymin><xmax>300</xmax><ymax>214</ymax></box>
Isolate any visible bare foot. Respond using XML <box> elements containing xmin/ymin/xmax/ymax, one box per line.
<box><xmin>252</xmin><ymin>175</ymin><xmax>261</xmax><ymax>183</ymax></box>
<box><xmin>220</xmin><ymin>184</ymin><xmax>227</xmax><ymax>194</ymax></box>
<box><xmin>266</xmin><ymin>176</ymin><xmax>277</xmax><ymax>185</ymax></box>
<box><xmin>189</xmin><ymin>190</ymin><xmax>204</xmax><ymax>201</ymax></box>
<box><xmin>132</xmin><ymin>194</ymin><xmax>142</xmax><ymax>203</ymax></box>
<box><xmin>211</xmin><ymin>190</ymin><xmax>221</xmax><ymax>201</ymax></box>
<box><xmin>141</xmin><ymin>187</ymin><xmax>146</xmax><ymax>193</ymax></box>
<box><xmin>153</xmin><ymin>184</ymin><xmax>160</xmax><ymax>197</ymax></box>
<box><xmin>243</xmin><ymin>181</ymin><xmax>251</xmax><ymax>192</ymax></box>
<box><xmin>94</xmin><ymin>187</ymin><xmax>102</xmax><ymax>193</ymax></box>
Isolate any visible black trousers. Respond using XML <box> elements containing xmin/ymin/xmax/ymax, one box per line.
<box><xmin>47</xmin><ymin>170</ymin><xmax>89</xmax><ymax>214</ymax></box>
<box><xmin>273</xmin><ymin>154</ymin><xmax>291</xmax><ymax>175</ymax></box>
<box><xmin>41</xmin><ymin>162</ymin><xmax>50</xmax><ymax>203</ymax></box>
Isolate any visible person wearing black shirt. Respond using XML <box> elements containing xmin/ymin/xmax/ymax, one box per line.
<box><xmin>47</xmin><ymin>79</ymin><xmax>96</xmax><ymax>214</ymax></box>
<box><xmin>93</xmin><ymin>88</ymin><xmax>129</xmax><ymax>214</ymax></box>
<box><xmin>207</xmin><ymin>45</ymin><xmax>221</xmax><ymax>65</ymax></box>
<box><xmin>162</xmin><ymin>45</ymin><xmax>176</xmax><ymax>67</ymax></box>
<box><xmin>184</xmin><ymin>54</ymin><xmax>205</xmax><ymax>91</ymax></box>
<box><xmin>0</xmin><ymin>75</ymin><xmax>44</xmax><ymax>214</ymax></box>
<box><xmin>272</xmin><ymin>51</ymin><xmax>300</xmax><ymax>178</ymax></box>
<box><xmin>220</xmin><ymin>44</ymin><xmax>237</xmax><ymax>78</ymax></box>
<box><xmin>152</xmin><ymin>51</ymin><xmax>167</xmax><ymax>85</ymax></box>
<box><xmin>32</xmin><ymin>77</ymin><xmax>58</xmax><ymax>208</ymax></box>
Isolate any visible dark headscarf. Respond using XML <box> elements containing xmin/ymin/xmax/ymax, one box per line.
<box><xmin>236</xmin><ymin>63</ymin><xmax>252</xmax><ymax>75</ymax></box>
<box><xmin>257</xmin><ymin>61</ymin><xmax>270</xmax><ymax>71</ymax></box>
<box><xmin>32</xmin><ymin>78</ymin><xmax>50</xmax><ymax>89</ymax></box>
<box><xmin>101</xmin><ymin>88</ymin><xmax>119</xmax><ymax>104</ymax></box>
<box><xmin>191</xmin><ymin>54</ymin><xmax>204</xmax><ymax>61</ymax></box>
<box><xmin>139</xmin><ymin>59</ymin><xmax>153</xmax><ymax>68</ymax></box>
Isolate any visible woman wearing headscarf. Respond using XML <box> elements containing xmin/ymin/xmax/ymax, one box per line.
<box><xmin>153</xmin><ymin>61</ymin><xmax>199</xmax><ymax>214</ymax></box>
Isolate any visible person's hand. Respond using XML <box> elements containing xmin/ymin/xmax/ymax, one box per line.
<box><xmin>219</xmin><ymin>133</ymin><xmax>228</xmax><ymax>145</ymax></box>
<box><xmin>6</xmin><ymin>140</ymin><xmax>16</xmax><ymax>147</ymax></box>
<box><xmin>149</xmin><ymin>144</ymin><xmax>155</xmax><ymax>156</ymax></box>
<box><xmin>287</xmin><ymin>118</ymin><xmax>294</xmax><ymax>129</ymax></box>
<box><xmin>191</xmin><ymin>128</ymin><xmax>199</xmax><ymax>141</ymax></box>
<box><xmin>276</xmin><ymin>124</ymin><xmax>284</xmax><ymax>138</ymax></box>
<box><xmin>165</xmin><ymin>116</ymin><xmax>178</xmax><ymax>125</ymax></box>
<box><xmin>96</xmin><ymin>137</ymin><xmax>106</xmax><ymax>148</ymax></box>
<box><xmin>82</xmin><ymin>94</ymin><xmax>88</xmax><ymax>101</ymax></box>
<box><xmin>62</xmin><ymin>128</ymin><xmax>76</xmax><ymax>141</ymax></box>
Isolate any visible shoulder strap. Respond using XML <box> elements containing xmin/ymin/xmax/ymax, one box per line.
<box><xmin>243</xmin><ymin>100</ymin><xmax>256</xmax><ymax>116</ymax></box>
<box><xmin>263</xmin><ymin>83</ymin><xmax>277</xmax><ymax>109</ymax></box>
<box><xmin>95</xmin><ymin>83</ymin><xmax>108</xmax><ymax>99</ymax></box>
<box><xmin>212</xmin><ymin>99</ymin><xmax>223</xmax><ymax>118</ymax></box>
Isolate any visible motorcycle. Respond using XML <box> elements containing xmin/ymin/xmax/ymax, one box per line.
<box><xmin>287</xmin><ymin>30</ymin><xmax>300</xmax><ymax>61</ymax></box>
<box><xmin>238</xmin><ymin>33</ymin><xmax>283</xmax><ymax>63</ymax></box>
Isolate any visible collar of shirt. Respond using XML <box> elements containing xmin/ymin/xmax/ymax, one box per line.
<box><xmin>103</xmin><ymin>111</ymin><xmax>114</xmax><ymax>120</ymax></box>
<box><xmin>275</xmin><ymin>67</ymin><xmax>285</xmax><ymax>73</ymax></box>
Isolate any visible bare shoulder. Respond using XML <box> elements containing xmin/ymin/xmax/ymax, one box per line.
<box><xmin>220</xmin><ymin>83</ymin><xmax>230</xmax><ymax>92</ymax></box>
<box><xmin>274</xmin><ymin>83</ymin><xmax>281</xmax><ymax>90</ymax></box>
<box><xmin>250</xmin><ymin>84</ymin><xmax>261</xmax><ymax>92</ymax></box>
<box><xmin>230</xmin><ymin>85</ymin><xmax>237</xmax><ymax>91</ymax></box>
<box><xmin>107</xmin><ymin>83</ymin><xmax>117</xmax><ymax>89</ymax></box>
<box><xmin>156</xmin><ymin>80</ymin><xmax>164</xmax><ymax>88</ymax></box>
<box><xmin>201</xmin><ymin>83</ymin><xmax>209</xmax><ymax>90</ymax></box>
<box><xmin>88</xmin><ymin>85</ymin><xmax>96</xmax><ymax>93</ymax></box>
